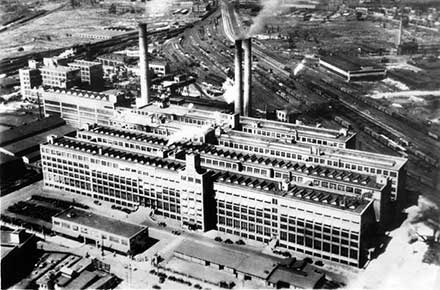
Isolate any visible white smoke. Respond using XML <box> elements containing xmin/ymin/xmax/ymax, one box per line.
<box><xmin>404</xmin><ymin>196</ymin><xmax>440</xmax><ymax>242</ymax></box>
<box><xmin>222</xmin><ymin>78</ymin><xmax>236</xmax><ymax>104</ymax></box>
<box><xmin>166</xmin><ymin>123</ymin><xmax>212</xmax><ymax>146</ymax></box>
<box><xmin>145</xmin><ymin>0</ymin><xmax>177</xmax><ymax>16</ymax></box>
<box><xmin>293</xmin><ymin>59</ymin><xmax>306</xmax><ymax>76</ymax></box>
<box><xmin>248</xmin><ymin>0</ymin><xmax>299</xmax><ymax>36</ymax></box>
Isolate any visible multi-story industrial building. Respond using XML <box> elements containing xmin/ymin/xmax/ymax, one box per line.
<box><xmin>148</xmin><ymin>59</ymin><xmax>170</xmax><ymax>76</ymax></box>
<box><xmin>40</xmin><ymin>102</ymin><xmax>405</xmax><ymax>267</ymax></box>
<box><xmin>111</xmin><ymin>103</ymin><xmax>356</xmax><ymax>148</ymax></box>
<box><xmin>110</xmin><ymin>102</ymin><xmax>405</xmax><ymax>204</ymax></box>
<box><xmin>41</xmin><ymin>88</ymin><xmax>126</xmax><ymax>128</ymax></box>
<box><xmin>40</xmin><ymin>65</ymin><xmax>81</xmax><ymax>89</ymax></box>
<box><xmin>18</xmin><ymin>60</ymin><xmax>42</xmax><ymax>100</ymax></box>
<box><xmin>67</xmin><ymin>60</ymin><xmax>104</xmax><ymax>89</ymax></box>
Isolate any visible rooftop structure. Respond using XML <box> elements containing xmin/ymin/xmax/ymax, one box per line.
<box><xmin>0</xmin><ymin>116</ymin><xmax>66</xmax><ymax>147</ymax></box>
<box><xmin>173</xmin><ymin>239</ymin><xmax>325</xmax><ymax>288</ymax></box>
<box><xmin>213</xmin><ymin>171</ymin><xmax>372</xmax><ymax>214</ymax></box>
<box><xmin>240</xmin><ymin>116</ymin><xmax>356</xmax><ymax>148</ymax></box>
<box><xmin>40</xmin><ymin>63</ymin><xmax>81</xmax><ymax>89</ymax></box>
<box><xmin>67</xmin><ymin>60</ymin><xmax>104</xmax><ymax>89</ymax></box>
<box><xmin>52</xmin><ymin>207</ymin><xmax>149</xmax><ymax>254</ymax></box>
<box><xmin>41</xmin><ymin>88</ymin><xmax>127</xmax><ymax>128</ymax></box>
<box><xmin>319</xmin><ymin>55</ymin><xmax>387</xmax><ymax>82</ymax></box>
<box><xmin>0</xmin><ymin>116</ymin><xmax>74</xmax><ymax>164</ymax></box>
<box><xmin>54</xmin><ymin>207</ymin><xmax>146</xmax><ymax>238</ymax></box>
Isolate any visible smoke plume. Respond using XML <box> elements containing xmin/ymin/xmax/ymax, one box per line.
<box><xmin>293</xmin><ymin>59</ymin><xmax>306</xmax><ymax>76</ymax></box>
<box><xmin>404</xmin><ymin>196</ymin><xmax>440</xmax><ymax>242</ymax></box>
<box><xmin>145</xmin><ymin>0</ymin><xmax>176</xmax><ymax>16</ymax></box>
<box><xmin>166</xmin><ymin>123</ymin><xmax>212</xmax><ymax>146</ymax></box>
<box><xmin>222</xmin><ymin>78</ymin><xmax>236</xmax><ymax>104</ymax></box>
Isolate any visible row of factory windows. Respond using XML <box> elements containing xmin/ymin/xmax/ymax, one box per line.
<box><xmin>217</xmin><ymin>200</ymin><xmax>360</xmax><ymax>238</ymax></box>
<box><xmin>242</xmin><ymin>126</ymin><xmax>343</xmax><ymax>147</ymax></box>
<box><xmin>42</xmin><ymin>155</ymin><xmax>89</xmax><ymax>169</ymax></box>
<box><xmin>42</xmin><ymin>148</ymin><xmax>90</xmax><ymax>162</ymax></box>
<box><xmin>217</xmin><ymin>194</ymin><xmax>361</xmax><ymax>225</ymax></box>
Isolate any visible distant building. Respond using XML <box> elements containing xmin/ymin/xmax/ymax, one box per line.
<box><xmin>97</xmin><ymin>53</ymin><xmax>135</xmax><ymax>73</ymax></box>
<box><xmin>275</xmin><ymin>109</ymin><xmax>300</xmax><ymax>123</ymax></box>
<box><xmin>319</xmin><ymin>55</ymin><xmax>387</xmax><ymax>82</ymax></box>
<box><xmin>67</xmin><ymin>60</ymin><xmax>104</xmax><ymax>89</ymax></box>
<box><xmin>148</xmin><ymin>59</ymin><xmax>170</xmax><ymax>76</ymax></box>
<box><xmin>40</xmin><ymin>64</ymin><xmax>81</xmax><ymax>89</ymax></box>
<box><xmin>52</xmin><ymin>207</ymin><xmax>149</xmax><ymax>254</ymax></box>
<box><xmin>76</xmin><ymin>29</ymin><xmax>130</xmax><ymax>41</ymax></box>
<box><xmin>41</xmin><ymin>88</ymin><xmax>126</xmax><ymax>128</ymax></box>
<box><xmin>18</xmin><ymin>60</ymin><xmax>42</xmax><ymax>100</ymax></box>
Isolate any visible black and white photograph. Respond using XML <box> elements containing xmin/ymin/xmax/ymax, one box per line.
<box><xmin>0</xmin><ymin>0</ymin><xmax>439</xmax><ymax>289</ymax></box>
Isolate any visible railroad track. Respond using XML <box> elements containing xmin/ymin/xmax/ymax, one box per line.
<box><xmin>0</xmin><ymin>25</ymin><xmax>190</xmax><ymax>76</ymax></box>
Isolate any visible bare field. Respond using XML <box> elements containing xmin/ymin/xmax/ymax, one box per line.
<box><xmin>0</xmin><ymin>7</ymin><xmax>136</xmax><ymax>59</ymax></box>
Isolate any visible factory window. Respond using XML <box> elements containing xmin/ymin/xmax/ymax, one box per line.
<box><xmin>390</xmin><ymin>171</ymin><xmax>397</xmax><ymax>177</ymax></box>
<box><xmin>350</xmin><ymin>249</ymin><xmax>358</xmax><ymax>259</ymax></box>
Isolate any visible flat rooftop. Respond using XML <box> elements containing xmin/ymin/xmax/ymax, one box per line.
<box><xmin>132</xmin><ymin>102</ymin><xmax>234</xmax><ymax>120</ymax></box>
<box><xmin>175</xmin><ymin>239</ymin><xmax>324</xmax><ymax>287</ymax></box>
<box><xmin>240</xmin><ymin>116</ymin><xmax>355</xmax><ymax>141</ymax></box>
<box><xmin>320</xmin><ymin>55</ymin><xmax>385</xmax><ymax>72</ymax></box>
<box><xmin>219</xmin><ymin>130</ymin><xmax>407</xmax><ymax>170</ymax></box>
<box><xmin>68</xmin><ymin>60</ymin><xmax>102</xmax><ymax>67</ymax></box>
<box><xmin>175</xmin><ymin>239</ymin><xmax>282</xmax><ymax>279</ymax></box>
<box><xmin>41</xmin><ymin>65</ymin><xmax>79</xmax><ymax>73</ymax></box>
<box><xmin>79</xmin><ymin>128</ymin><xmax>380</xmax><ymax>189</ymax></box>
<box><xmin>54</xmin><ymin>208</ymin><xmax>146</xmax><ymax>238</ymax></box>
<box><xmin>1</xmin><ymin>124</ymin><xmax>75</xmax><ymax>156</ymax></box>
<box><xmin>176</xmin><ymin>141</ymin><xmax>380</xmax><ymax>188</ymax></box>
<box><xmin>86</xmin><ymin>125</ymin><xmax>169</xmax><ymax>147</ymax></box>
<box><xmin>213</xmin><ymin>172</ymin><xmax>372</xmax><ymax>214</ymax></box>
<box><xmin>0</xmin><ymin>116</ymin><xmax>65</xmax><ymax>146</ymax></box>
<box><xmin>46</xmin><ymin>137</ymin><xmax>185</xmax><ymax>171</ymax></box>
<box><xmin>43</xmin><ymin>88</ymin><xmax>116</xmax><ymax>102</ymax></box>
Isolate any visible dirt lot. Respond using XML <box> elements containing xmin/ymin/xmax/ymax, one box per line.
<box><xmin>0</xmin><ymin>6</ymin><xmax>131</xmax><ymax>59</ymax></box>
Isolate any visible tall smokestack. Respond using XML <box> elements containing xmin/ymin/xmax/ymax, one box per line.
<box><xmin>234</xmin><ymin>39</ymin><xmax>243</xmax><ymax>115</ymax></box>
<box><xmin>243</xmin><ymin>38</ymin><xmax>252</xmax><ymax>117</ymax></box>
<box><xmin>137</xmin><ymin>23</ymin><xmax>150</xmax><ymax>108</ymax></box>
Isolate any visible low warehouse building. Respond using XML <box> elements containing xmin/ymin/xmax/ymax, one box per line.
<box><xmin>52</xmin><ymin>207</ymin><xmax>149</xmax><ymax>255</ymax></box>
<box><xmin>173</xmin><ymin>240</ymin><xmax>325</xmax><ymax>288</ymax></box>
<box><xmin>319</xmin><ymin>55</ymin><xmax>387</xmax><ymax>82</ymax></box>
